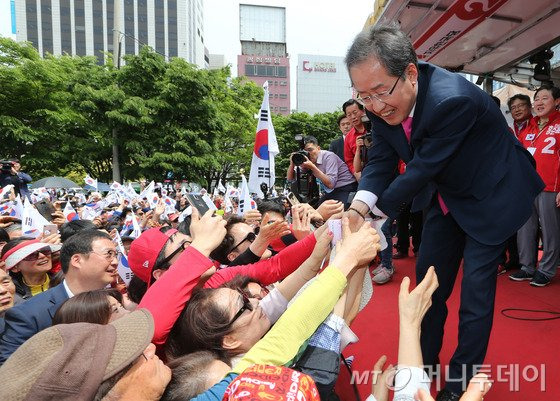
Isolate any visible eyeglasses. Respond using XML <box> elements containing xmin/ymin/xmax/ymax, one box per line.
<box><xmin>229</xmin><ymin>289</ymin><xmax>254</xmax><ymax>326</ymax></box>
<box><xmin>89</xmin><ymin>249</ymin><xmax>118</xmax><ymax>261</ymax></box>
<box><xmin>356</xmin><ymin>75</ymin><xmax>402</xmax><ymax>106</ymax></box>
<box><xmin>228</xmin><ymin>232</ymin><xmax>257</xmax><ymax>254</ymax></box>
<box><xmin>248</xmin><ymin>285</ymin><xmax>270</xmax><ymax>300</ymax></box>
<box><xmin>22</xmin><ymin>248</ymin><xmax>52</xmax><ymax>262</ymax></box>
<box><xmin>158</xmin><ymin>240</ymin><xmax>191</xmax><ymax>268</ymax></box>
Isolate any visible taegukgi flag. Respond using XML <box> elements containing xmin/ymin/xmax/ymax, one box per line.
<box><xmin>248</xmin><ymin>81</ymin><xmax>279</xmax><ymax>198</ymax></box>
<box><xmin>237</xmin><ymin>175</ymin><xmax>257</xmax><ymax>217</ymax></box>
<box><xmin>84</xmin><ymin>175</ymin><xmax>97</xmax><ymax>190</ymax></box>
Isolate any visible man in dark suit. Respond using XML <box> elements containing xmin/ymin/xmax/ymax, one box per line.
<box><xmin>0</xmin><ymin>229</ymin><xmax>119</xmax><ymax>364</ymax></box>
<box><xmin>328</xmin><ymin>114</ymin><xmax>352</xmax><ymax>161</ymax></box>
<box><xmin>344</xmin><ymin>25</ymin><xmax>544</xmax><ymax>400</ymax></box>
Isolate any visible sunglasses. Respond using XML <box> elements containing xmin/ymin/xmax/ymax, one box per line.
<box><xmin>158</xmin><ymin>240</ymin><xmax>191</xmax><ymax>268</ymax></box>
<box><xmin>22</xmin><ymin>248</ymin><xmax>52</xmax><ymax>262</ymax></box>
<box><xmin>229</xmin><ymin>289</ymin><xmax>254</xmax><ymax>326</ymax></box>
<box><xmin>228</xmin><ymin>232</ymin><xmax>256</xmax><ymax>254</ymax></box>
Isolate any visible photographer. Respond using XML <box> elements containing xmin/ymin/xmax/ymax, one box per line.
<box><xmin>287</xmin><ymin>136</ymin><xmax>357</xmax><ymax>208</ymax></box>
<box><xmin>0</xmin><ymin>159</ymin><xmax>31</xmax><ymax>201</ymax></box>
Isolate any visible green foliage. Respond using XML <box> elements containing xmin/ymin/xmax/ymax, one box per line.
<box><xmin>272</xmin><ymin>111</ymin><xmax>341</xmax><ymax>187</ymax></box>
<box><xmin>0</xmin><ymin>39</ymin><xmax>341</xmax><ymax>190</ymax></box>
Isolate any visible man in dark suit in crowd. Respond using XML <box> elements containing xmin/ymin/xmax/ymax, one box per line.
<box><xmin>329</xmin><ymin>114</ymin><xmax>352</xmax><ymax>161</ymax></box>
<box><xmin>344</xmin><ymin>25</ymin><xmax>544</xmax><ymax>400</ymax></box>
<box><xmin>0</xmin><ymin>229</ymin><xmax>119</xmax><ymax>364</ymax></box>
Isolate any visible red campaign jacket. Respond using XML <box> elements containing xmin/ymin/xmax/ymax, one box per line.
<box><xmin>519</xmin><ymin>110</ymin><xmax>560</xmax><ymax>192</ymax></box>
<box><xmin>343</xmin><ymin>127</ymin><xmax>366</xmax><ymax>174</ymax></box>
<box><xmin>139</xmin><ymin>232</ymin><xmax>317</xmax><ymax>348</ymax></box>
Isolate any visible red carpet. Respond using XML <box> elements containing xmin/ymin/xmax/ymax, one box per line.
<box><xmin>343</xmin><ymin>255</ymin><xmax>560</xmax><ymax>400</ymax></box>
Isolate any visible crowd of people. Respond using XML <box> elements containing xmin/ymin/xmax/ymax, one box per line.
<box><xmin>0</xmin><ymin>23</ymin><xmax>558</xmax><ymax>401</ymax></box>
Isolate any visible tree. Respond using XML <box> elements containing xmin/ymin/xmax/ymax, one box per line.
<box><xmin>272</xmin><ymin>111</ymin><xmax>341</xmax><ymax>188</ymax></box>
<box><xmin>0</xmin><ymin>38</ymin><xmax>341</xmax><ymax>191</ymax></box>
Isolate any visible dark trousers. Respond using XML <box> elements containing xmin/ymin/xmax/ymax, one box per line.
<box><xmin>318</xmin><ymin>182</ymin><xmax>358</xmax><ymax>210</ymax></box>
<box><xmin>500</xmin><ymin>233</ymin><xmax>519</xmax><ymax>267</ymax></box>
<box><xmin>416</xmin><ymin>201</ymin><xmax>504</xmax><ymax>394</ymax></box>
<box><xmin>396</xmin><ymin>203</ymin><xmax>423</xmax><ymax>253</ymax></box>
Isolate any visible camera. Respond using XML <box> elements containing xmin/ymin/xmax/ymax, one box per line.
<box><xmin>291</xmin><ymin>150</ymin><xmax>309</xmax><ymax>167</ymax></box>
<box><xmin>0</xmin><ymin>160</ymin><xmax>14</xmax><ymax>173</ymax></box>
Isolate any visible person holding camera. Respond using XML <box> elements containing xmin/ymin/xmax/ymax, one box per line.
<box><xmin>287</xmin><ymin>136</ymin><xmax>357</xmax><ymax>208</ymax></box>
<box><xmin>0</xmin><ymin>159</ymin><xmax>32</xmax><ymax>201</ymax></box>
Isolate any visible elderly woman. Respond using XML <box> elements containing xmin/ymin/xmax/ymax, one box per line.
<box><xmin>0</xmin><ymin>238</ymin><xmax>62</xmax><ymax>300</ymax></box>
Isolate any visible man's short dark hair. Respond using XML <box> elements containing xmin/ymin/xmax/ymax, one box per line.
<box><xmin>177</xmin><ymin>216</ymin><xmax>191</xmax><ymax>236</ymax></box>
<box><xmin>507</xmin><ymin>94</ymin><xmax>531</xmax><ymax>110</ymax></box>
<box><xmin>534</xmin><ymin>84</ymin><xmax>560</xmax><ymax>100</ymax></box>
<box><xmin>60</xmin><ymin>229</ymin><xmax>111</xmax><ymax>274</ymax></box>
<box><xmin>336</xmin><ymin>114</ymin><xmax>347</xmax><ymax>126</ymax></box>
<box><xmin>303</xmin><ymin>135</ymin><xmax>319</xmax><ymax>147</ymax></box>
<box><xmin>0</xmin><ymin>228</ymin><xmax>9</xmax><ymax>244</ymax></box>
<box><xmin>258</xmin><ymin>200</ymin><xmax>286</xmax><ymax>218</ymax></box>
<box><xmin>209</xmin><ymin>216</ymin><xmax>244</xmax><ymax>265</ymax></box>
<box><xmin>342</xmin><ymin>99</ymin><xmax>363</xmax><ymax>114</ymax></box>
<box><xmin>59</xmin><ymin>220</ymin><xmax>98</xmax><ymax>242</ymax></box>
<box><xmin>345</xmin><ymin>24</ymin><xmax>418</xmax><ymax>79</ymax></box>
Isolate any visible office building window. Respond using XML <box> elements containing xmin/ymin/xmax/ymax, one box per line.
<box><xmin>279</xmin><ymin>94</ymin><xmax>287</xmax><ymax>99</ymax></box>
<box><xmin>41</xmin><ymin>0</ymin><xmax>53</xmax><ymax>55</ymax></box>
<box><xmin>74</xmin><ymin>0</ymin><xmax>86</xmax><ymax>55</ymax></box>
<box><xmin>137</xmin><ymin>0</ymin><xmax>148</xmax><ymax>47</ymax></box>
<box><xmin>60</xmin><ymin>0</ymin><xmax>71</xmax><ymax>54</ymax></box>
<box><xmin>168</xmin><ymin>0</ymin><xmax>177</xmax><ymax>57</ymax></box>
<box><xmin>245</xmin><ymin>64</ymin><xmax>256</xmax><ymax>76</ymax></box>
<box><xmin>106</xmin><ymin>0</ymin><xmax>114</xmax><ymax>52</ymax></box>
<box><xmin>92</xmin><ymin>0</ymin><xmax>104</xmax><ymax>63</ymax></box>
<box><xmin>25</xmin><ymin>0</ymin><xmax>39</xmax><ymax>50</ymax></box>
<box><xmin>124</xmin><ymin>0</ymin><xmax>134</xmax><ymax>54</ymax></box>
<box><xmin>154</xmin><ymin>0</ymin><xmax>165</xmax><ymax>54</ymax></box>
<box><xmin>277</xmin><ymin>66</ymin><xmax>287</xmax><ymax>77</ymax></box>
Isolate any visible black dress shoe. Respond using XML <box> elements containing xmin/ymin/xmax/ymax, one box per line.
<box><xmin>393</xmin><ymin>250</ymin><xmax>408</xmax><ymax>259</ymax></box>
<box><xmin>436</xmin><ymin>388</ymin><xmax>462</xmax><ymax>401</ymax></box>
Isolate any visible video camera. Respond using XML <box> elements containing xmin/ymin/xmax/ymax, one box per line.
<box><xmin>0</xmin><ymin>160</ymin><xmax>15</xmax><ymax>173</ymax></box>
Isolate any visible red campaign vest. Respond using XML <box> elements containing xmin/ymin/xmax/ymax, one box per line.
<box><xmin>519</xmin><ymin>111</ymin><xmax>560</xmax><ymax>192</ymax></box>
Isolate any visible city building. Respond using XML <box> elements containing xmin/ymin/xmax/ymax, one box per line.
<box><xmin>208</xmin><ymin>53</ymin><xmax>226</xmax><ymax>70</ymax></box>
<box><xmin>237</xmin><ymin>4</ymin><xmax>290</xmax><ymax>115</ymax></box>
<box><xmin>11</xmin><ymin>0</ymin><xmax>207</xmax><ymax>68</ymax></box>
<box><xmin>296</xmin><ymin>54</ymin><xmax>353</xmax><ymax>114</ymax></box>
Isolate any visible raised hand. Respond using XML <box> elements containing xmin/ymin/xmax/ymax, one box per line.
<box><xmin>370</xmin><ymin>355</ymin><xmax>396</xmax><ymax>401</ymax></box>
<box><xmin>189</xmin><ymin>208</ymin><xmax>227</xmax><ymax>257</ymax></box>
<box><xmin>316</xmin><ymin>199</ymin><xmax>344</xmax><ymax>221</ymax></box>
<box><xmin>291</xmin><ymin>205</ymin><xmax>311</xmax><ymax>240</ymax></box>
<box><xmin>331</xmin><ymin>217</ymin><xmax>381</xmax><ymax>275</ymax></box>
<box><xmin>256</xmin><ymin>213</ymin><xmax>291</xmax><ymax>243</ymax></box>
<box><xmin>243</xmin><ymin>209</ymin><xmax>262</xmax><ymax>227</ymax></box>
<box><xmin>399</xmin><ymin>266</ymin><xmax>438</xmax><ymax>330</ymax></box>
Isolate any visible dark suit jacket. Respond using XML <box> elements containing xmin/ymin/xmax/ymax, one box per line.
<box><xmin>0</xmin><ymin>283</ymin><xmax>69</xmax><ymax>364</ymax></box>
<box><xmin>328</xmin><ymin>137</ymin><xmax>345</xmax><ymax>162</ymax></box>
<box><xmin>359</xmin><ymin>62</ymin><xmax>544</xmax><ymax>246</ymax></box>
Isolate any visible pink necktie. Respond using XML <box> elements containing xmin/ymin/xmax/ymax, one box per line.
<box><xmin>401</xmin><ymin>116</ymin><xmax>449</xmax><ymax>215</ymax></box>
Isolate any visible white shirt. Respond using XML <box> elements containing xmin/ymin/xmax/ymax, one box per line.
<box><xmin>62</xmin><ymin>280</ymin><xmax>75</xmax><ymax>298</ymax></box>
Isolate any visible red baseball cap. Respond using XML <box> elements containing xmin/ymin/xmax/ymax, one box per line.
<box><xmin>127</xmin><ymin>228</ymin><xmax>177</xmax><ymax>285</ymax></box>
